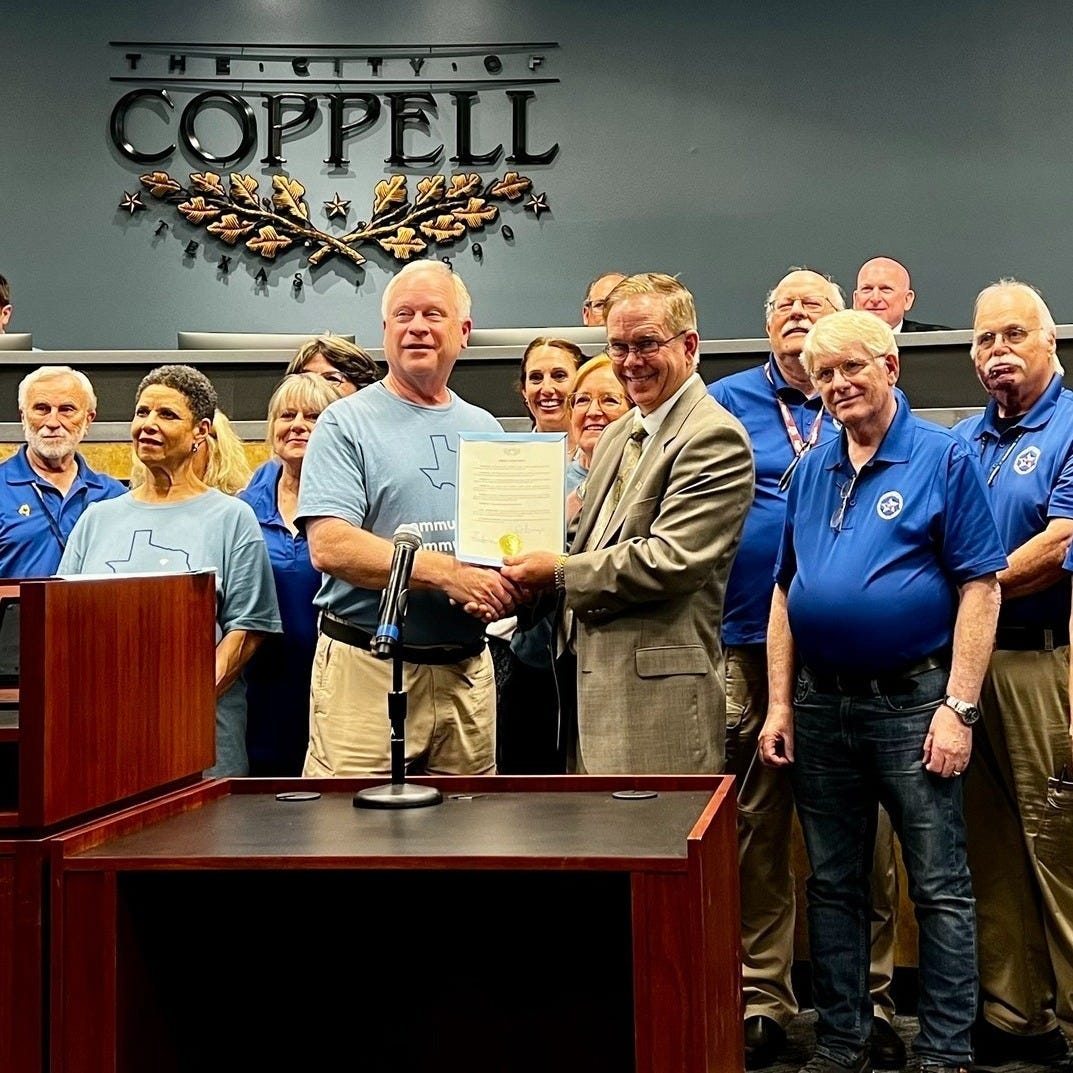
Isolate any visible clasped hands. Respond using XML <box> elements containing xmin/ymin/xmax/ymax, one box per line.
<box><xmin>456</xmin><ymin>551</ymin><xmax>559</xmax><ymax>623</ymax></box>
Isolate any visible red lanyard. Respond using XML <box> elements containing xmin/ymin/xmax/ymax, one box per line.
<box><xmin>765</xmin><ymin>364</ymin><xmax>823</xmax><ymax>458</ymax></box>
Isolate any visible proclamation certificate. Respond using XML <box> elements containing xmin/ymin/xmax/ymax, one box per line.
<box><xmin>456</xmin><ymin>432</ymin><xmax>567</xmax><ymax>565</ymax></box>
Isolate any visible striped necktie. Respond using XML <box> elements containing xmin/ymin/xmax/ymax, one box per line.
<box><xmin>586</xmin><ymin>423</ymin><xmax>648</xmax><ymax>549</ymax></box>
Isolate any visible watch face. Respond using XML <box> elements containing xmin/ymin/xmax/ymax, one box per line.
<box><xmin>945</xmin><ymin>696</ymin><xmax>980</xmax><ymax>724</ymax></box>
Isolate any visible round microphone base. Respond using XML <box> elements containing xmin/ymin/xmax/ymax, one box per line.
<box><xmin>353</xmin><ymin>782</ymin><xmax>444</xmax><ymax>810</ymax></box>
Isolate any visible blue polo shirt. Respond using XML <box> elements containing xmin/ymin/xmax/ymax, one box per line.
<box><xmin>952</xmin><ymin>374</ymin><xmax>1073</xmax><ymax>631</ymax></box>
<box><xmin>775</xmin><ymin>392</ymin><xmax>1007</xmax><ymax>676</ymax></box>
<box><xmin>709</xmin><ymin>357</ymin><xmax>836</xmax><ymax>644</ymax></box>
<box><xmin>237</xmin><ymin>458</ymin><xmax>322</xmax><ymax>773</ymax></box>
<box><xmin>0</xmin><ymin>446</ymin><xmax>126</xmax><ymax>579</ymax></box>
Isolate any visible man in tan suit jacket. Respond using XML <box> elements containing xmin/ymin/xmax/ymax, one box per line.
<box><xmin>502</xmin><ymin>272</ymin><xmax>754</xmax><ymax>773</ymax></box>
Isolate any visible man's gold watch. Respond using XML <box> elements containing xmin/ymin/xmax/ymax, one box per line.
<box><xmin>943</xmin><ymin>695</ymin><xmax>980</xmax><ymax>726</ymax></box>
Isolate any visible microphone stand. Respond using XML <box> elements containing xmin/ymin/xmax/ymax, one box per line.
<box><xmin>354</xmin><ymin>596</ymin><xmax>443</xmax><ymax>811</ymax></box>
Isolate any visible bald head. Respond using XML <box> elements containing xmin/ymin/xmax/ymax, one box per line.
<box><xmin>853</xmin><ymin>257</ymin><xmax>915</xmax><ymax>329</ymax></box>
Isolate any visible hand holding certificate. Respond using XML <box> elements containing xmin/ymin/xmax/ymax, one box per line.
<box><xmin>456</xmin><ymin>432</ymin><xmax>567</xmax><ymax>566</ymax></box>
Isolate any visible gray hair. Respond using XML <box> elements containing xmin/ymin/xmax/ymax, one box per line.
<box><xmin>136</xmin><ymin>365</ymin><xmax>218</xmax><ymax>423</ymax></box>
<box><xmin>18</xmin><ymin>365</ymin><xmax>97</xmax><ymax>412</ymax></box>
<box><xmin>972</xmin><ymin>277</ymin><xmax>1062</xmax><ymax>373</ymax></box>
<box><xmin>800</xmin><ymin>309</ymin><xmax>897</xmax><ymax>377</ymax></box>
<box><xmin>380</xmin><ymin>261</ymin><xmax>472</xmax><ymax>321</ymax></box>
<box><xmin>265</xmin><ymin>373</ymin><xmax>345</xmax><ymax>448</ymax></box>
<box><xmin>764</xmin><ymin>266</ymin><xmax>846</xmax><ymax>321</ymax></box>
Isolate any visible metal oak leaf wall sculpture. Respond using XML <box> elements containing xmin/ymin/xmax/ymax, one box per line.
<box><xmin>137</xmin><ymin>169</ymin><xmax>536</xmax><ymax>270</ymax></box>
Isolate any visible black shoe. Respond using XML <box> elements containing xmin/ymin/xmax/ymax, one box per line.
<box><xmin>745</xmin><ymin>1015</ymin><xmax>787</xmax><ymax>1070</ymax></box>
<box><xmin>973</xmin><ymin>1019</ymin><xmax>1073</xmax><ymax>1069</ymax></box>
<box><xmin>870</xmin><ymin>1019</ymin><xmax>907</xmax><ymax>1069</ymax></box>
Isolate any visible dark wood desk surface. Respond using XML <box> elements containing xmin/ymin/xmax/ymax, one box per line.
<box><xmin>65</xmin><ymin>787</ymin><xmax>717</xmax><ymax>870</ymax></box>
<box><xmin>51</xmin><ymin>777</ymin><xmax>742</xmax><ymax>1073</ymax></box>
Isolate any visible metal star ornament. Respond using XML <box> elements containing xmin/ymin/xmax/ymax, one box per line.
<box><xmin>324</xmin><ymin>192</ymin><xmax>351</xmax><ymax>219</ymax></box>
<box><xmin>525</xmin><ymin>192</ymin><xmax>550</xmax><ymax>219</ymax></box>
<box><xmin>120</xmin><ymin>191</ymin><xmax>146</xmax><ymax>215</ymax></box>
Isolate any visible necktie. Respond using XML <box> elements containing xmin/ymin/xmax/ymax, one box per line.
<box><xmin>612</xmin><ymin>425</ymin><xmax>648</xmax><ymax>509</ymax></box>
<box><xmin>585</xmin><ymin>423</ymin><xmax>648</xmax><ymax>550</ymax></box>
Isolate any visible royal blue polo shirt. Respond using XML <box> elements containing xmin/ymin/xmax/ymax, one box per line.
<box><xmin>709</xmin><ymin>357</ymin><xmax>836</xmax><ymax>645</ymax></box>
<box><xmin>775</xmin><ymin>391</ymin><xmax>1007</xmax><ymax>676</ymax></box>
<box><xmin>0</xmin><ymin>446</ymin><xmax>126</xmax><ymax>579</ymax></box>
<box><xmin>952</xmin><ymin>373</ymin><xmax>1073</xmax><ymax>631</ymax></box>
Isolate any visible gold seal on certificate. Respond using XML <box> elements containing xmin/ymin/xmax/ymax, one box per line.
<box><xmin>498</xmin><ymin>532</ymin><xmax>522</xmax><ymax>556</ymax></box>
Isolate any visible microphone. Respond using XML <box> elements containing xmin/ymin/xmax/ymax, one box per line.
<box><xmin>372</xmin><ymin>524</ymin><xmax>423</xmax><ymax>658</ymax></box>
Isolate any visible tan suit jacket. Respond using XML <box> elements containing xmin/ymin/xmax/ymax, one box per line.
<box><xmin>563</xmin><ymin>377</ymin><xmax>754</xmax><ymax>773</ymax></box>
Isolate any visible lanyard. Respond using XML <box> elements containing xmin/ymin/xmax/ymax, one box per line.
<box><xmin>983</xmin><ymin>429</ymin><xmax>1026</xmax><ymax>486</ymax></box>
<box><xmin>765</xmin><ymin>364</ymin><xmax>823</xmax><ymax>457</ymax></box>
<box><xmin>767</xmin><ymin>365</ymin><xmax>824</xmax><ymax>491</ymax></box>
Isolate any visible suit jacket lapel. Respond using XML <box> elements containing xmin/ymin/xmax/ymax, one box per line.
<box><xmin>571</xmin><ymin>417</ymin><xmax>632</xmax><ymax>553</ymax></box>
<box><xmin>592</xmin><ymin>380</ymin><xmax>707</xmax><ymax>549</ymax></box>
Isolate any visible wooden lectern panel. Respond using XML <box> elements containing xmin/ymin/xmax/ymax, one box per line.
<box><xmin>3</xmin><ymin>572</ymin><xmax>216</xmax><ymax>829</ymax></box>
<box><xmin>51</xmin><ymin>776</ymin><xmax>743</xmax><ymax>1073</ymax></box>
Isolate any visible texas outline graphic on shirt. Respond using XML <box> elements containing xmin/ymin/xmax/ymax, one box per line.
<box><xmin>106</xmin><ymin>529</ymin><xmax>192</xmax><ymax>573</ymax></box>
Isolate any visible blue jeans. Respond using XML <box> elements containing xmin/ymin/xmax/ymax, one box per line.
<box><xmin>790</xmin><ymin>665</ymin><xmax>976</xmax><ymax>1067</ymax></box>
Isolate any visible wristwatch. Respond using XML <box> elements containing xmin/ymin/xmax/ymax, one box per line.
<box><xmin>943</xmin><ymin>695</ymin><xmax>980</xmax><ymax>726</ymax></box>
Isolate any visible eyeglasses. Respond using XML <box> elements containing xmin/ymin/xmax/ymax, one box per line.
<box><xmin>607</xmin><ymin>329</ymin><xmax>688</xmax><ymax>362</ymax></box>
<box><xmin>583</xmin><ymin>298</ymin><xmax>608</xmax><ymax>313</ymax></box>
<box><xmin>569</xmin><ymin>390</ymin><xmax>629</xmax><ymax>411</ymax></box>
<box><xmin>972</xmin><ymin>325</ymin><xmax>1042</xmax><ymax>351</ymax></box>
<box><xmin>768</xmin><ymin>295</ymin><xmax>834</xmax><ymax>316</ymax></box>
<box><xmin>810</xmin><ymin>356</ymin><xmax>884</xmax><ymax>385</ymax></box>
<box><xmin>830</xmin><ymin>472</ymin><xmax>859</xmax><ymax>532</ymax></box>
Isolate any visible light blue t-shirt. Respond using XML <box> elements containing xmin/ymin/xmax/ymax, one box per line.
<box><xmin>58</xmin><ymin>489</ymin><xmax>282</xmax><ymax>777</ymax></box>
<box><xmin>296</xmin><ymin>380</ymin><xmax>502</xmax><ymax>646</ymax></box>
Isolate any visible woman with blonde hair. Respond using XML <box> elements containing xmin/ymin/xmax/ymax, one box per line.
<box><xmin>238</xmin><ymin>373</ymin><xmax>346</xmax><ymax>774</ymax></box>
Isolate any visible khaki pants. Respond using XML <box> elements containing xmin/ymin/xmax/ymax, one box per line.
<box><xmin>302</xmin><ymin>631</ymin><xmax>496</xmax><ymax>777</ymax></box>
<box><xmin>727</xmin><ymin>645</ymin><xmax>898</xmax><ymax>1027</ymax></box>
<box><xmin>967</xmin><ymin>646</ymin><xmax>1073</xmax><ymax>1036</ymax></box>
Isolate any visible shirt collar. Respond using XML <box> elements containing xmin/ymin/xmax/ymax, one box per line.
<box><xmin>825</xmin><ymin>388</ymin><xmax>912</xmax><ymax>471</ymax></box>
<box><xmin>979</xmin><ymin>372</ymin><xmax>1063</xmax><ymax>436</ymax></box>
<box><xmin>637</xmin><ymin>372</ymin><xmax>699</xmax><ymax>439</ymax></box>
<box><xmin>766</xmin><ymin>355</ymin><xmax>822</xmax><ymax>406</ymax></box>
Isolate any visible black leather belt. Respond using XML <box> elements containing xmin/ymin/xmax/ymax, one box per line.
<box><xmin>320</xmin><ymin>613</ymin><xmax>484</xmax><ymax>666</ymax></box>
<box><xmin>994</xmin><ymin>626</ymin><xmax>1069</xmax><ymax>651</ymax></box>
<box><xmin>802</xmin><ymin>653</ymin><xmax>949</xmax><ymax>697</ymax></box>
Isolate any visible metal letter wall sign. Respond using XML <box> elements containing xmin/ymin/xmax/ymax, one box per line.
<box><xmin>134</xmin><ymin>169</ymin><xmax>544</xmax><ymax>272</ymax></box>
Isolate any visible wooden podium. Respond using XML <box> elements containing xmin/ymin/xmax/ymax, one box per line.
<box><xmin>50</xmin><ymin>775</ymin><xmax>743</xmax><ymax>1073</ymax></box>
<box><xmin>0</xmin><ymin>573</ymin><xmax>216</xmax><ymax>1073</ymax></box>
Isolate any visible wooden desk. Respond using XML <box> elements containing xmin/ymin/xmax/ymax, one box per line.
<box><xmin>50</xmin><ymin>775</ymin><xmax>742</xmax><ymax>1073</ymax></box>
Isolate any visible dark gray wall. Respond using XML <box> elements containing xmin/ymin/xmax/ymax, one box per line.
<box><xmin>4</xmin><ymin>0</ymin><xmax>1073</xmax><ymax>349</ymax></box>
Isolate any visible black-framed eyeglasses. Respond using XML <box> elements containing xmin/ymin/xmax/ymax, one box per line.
<box><xmin>767</xmin><ymin>295</ymin><xmax>835</xmax><ymax>316</ymax></box>
<box><xmin>830</xmin><ymin>473</ymin><xmax>858</xmax><ymax>532</ymax></box>
<box><xmin>568</xmin><ymin>390</ymin><xmax>629</xmax><ymax>411</ymax></box>
<box><xmin>607</xmin><ymin>329</ymin><xmax>688</xmax><ymax>362</ymax></box>
<box><xmin>972</xmin><ymin>325</ymin><xmax>1041</xmax><ymax>351</ymax></box>
<box><xmin>810</xmin><ymin>356</ymin><xmax>883</xmax><ymax>386</ymax></box>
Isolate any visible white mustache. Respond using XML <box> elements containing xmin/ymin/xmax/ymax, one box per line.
<box><xmin>983</xmin><ymin>354</ymin><xmax>1026</xmax><ymax>377</ymax></box>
